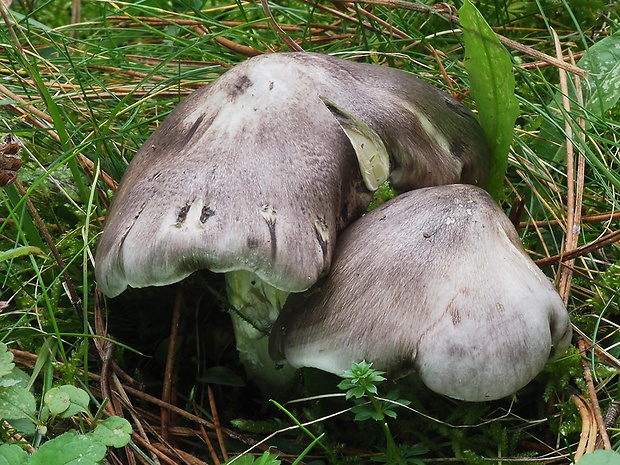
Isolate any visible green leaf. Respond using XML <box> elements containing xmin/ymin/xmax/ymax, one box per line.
<box><xmin>535</xmin><ymin>31</ymin><xmax>620</xmax><ymax>192</ymax></box>
<box><xmin>229</xmin><ymin>417</ymin><xmax>287</xmax><ymax>434</ymax></box>
<box><xmin>578</xmin><ymin>450</ymin><xmax>620</xmax><ymax>464</ymax></box>
<box><xmin>29</xmin><ymin>431</ymin><xmax>107</xmax><ymax>465</ymax></box>
<box><xmin>92</xmin><ymin>416</ymin><xmax>132</xmax><ymax>448</ymax></box>
<box><xmin>44</xmin><ymin>385</ymin><xmax>90</xmax><ymax>418</ymax></box>
<box><xmin>578</xmin><ymin>32</ymin><xmax>620</xmax><ymax>115</ymax></box>
<box><xmin>0</xmin><ymin>246</ymin><xmax>46</xmax><ymax>263</ymax></box>
<box><xmin>0</xmin><ymin>385</ymin><xmax>36</xmax><ymax>420</ymax></box>
<box><xmin>459</xmin><ymin>0</ymin><xmax>519</xmax><ymax>200</ymax></box>
<box><xmin>0</xmin><ymin>444</ymin><xmax>28</xmax><ymax>465</ymax></box>
<box><xmin>351</xmin><ymin>407</ymin><xmax>377</xmax><ymax>421</ymax></box>
<box><xmin>8</xmin><ymin>418</ymin><xmax>38</xmax><ymax>436</ymax></box>
<box><xmin>225</xmin><ymin>451</ymin><xmax>280</xmax><ymax>465</ymax></box>
<box><xmin>0</xmin><ymin>343</ymin><xmax>15</xmax><ymax>378</ymax></box>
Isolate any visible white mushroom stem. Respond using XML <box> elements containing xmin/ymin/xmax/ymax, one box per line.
<box><xmin>225</xmin><ymin>270</ymin><xmax>296</xmax><ymax>392</ymax></box>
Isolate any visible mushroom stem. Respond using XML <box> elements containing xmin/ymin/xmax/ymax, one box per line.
<box><xmin>224</xmin><ymin>270</ymin><xmax>296</xmax><ymax>392</ymax></box>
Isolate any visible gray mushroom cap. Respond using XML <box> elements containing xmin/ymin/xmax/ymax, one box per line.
<box><xmin>95</xmin><ymin>52</ymin><xmax>490</xmax><ymax>298</ymax></box>
<box><xmin>269</xmin><ymin>184</ymin><xmax>572</xmax><ymax>402</ymax></box>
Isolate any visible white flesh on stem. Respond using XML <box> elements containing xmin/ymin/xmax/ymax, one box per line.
<box><xmin>225</xmin><ymin>269</ymin><xmax>296</xmax><ymax>392</ymax></box>
<box><xmin>320</xmin><ymin>96</ymin><xmax>390</xmax><ymax>191</ymax></box>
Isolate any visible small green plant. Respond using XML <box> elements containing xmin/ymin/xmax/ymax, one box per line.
<box><xmin>225</xmin><ymin>451</ymin><xmax>281</xmax><ymax>465</ymax></box>
<box><xmin>338</xmin><ymin>361</ymin><xmax>425</xmax><ymax>464</ymax></box>
<box><xmin>0</xmin><ymin>343</ymin><xmax>132</xmax><ymax>464</ymax></box>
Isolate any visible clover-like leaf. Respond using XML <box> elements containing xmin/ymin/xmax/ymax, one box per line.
<box><xmin>44</xmin><ymin>385</ymin><xmax>90</xmax><ymax>418</ymax></box>
<box><xmin>29</xmin><ymin>431</ymin><xmax>107</xmax><ymax>465</ymax></box>
<box><xmin>92</xmin><ymin>416</ymin><xmax>132</xmax><ymax>448</ymax></box>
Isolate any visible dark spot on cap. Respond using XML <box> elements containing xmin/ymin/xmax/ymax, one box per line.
<box><xmin>229</xmin><ymin>74</ymin><xmax>252</xmax><ymax>100</ymax></box>
<box><xmin>449</xmin><ymin>305</ymin><xmax>461</xmax><ymax>326</ymax></box>
<box><xmin>184</xmin><ymin>114</ymin><xmax>205</xmax><ymax>145</ymax></box>
<box><xmin>314</xmin><ymin>218</ymin><xmax>329</xmax><ymax>263</ymax></box>
<box><xmin>200</xmin><ymin>205</ymin><xmax>215</xmax><ymax>223</ymax></box>
<box><xmin>247</xmin><ymin>237</ymin><xmax>259</xmax><ymax>249</ymax></box>
<box><xmin>443</xmin><ymin>95</ymin><xmax>471</xmax><ymax>118</ymax></box>
<box><xmin>340</xmin><ymin>201</ymin><xmax>350</xmax><ymax>224</ymax></box>
<box><xmin>176</xmin><ymin>202</ymin><xmax>191</xmax><ymax>224</ymax></box>
<box><xmin>266</xmin><ymin>219</ymin><xmax>277</xmax><ymax>259</ymax></box>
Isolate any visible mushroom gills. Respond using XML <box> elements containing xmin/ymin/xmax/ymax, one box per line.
<box><xmin>320</xmin><ymin>96</ymin><xmax>390</xmax><ymax>192</ymax></box>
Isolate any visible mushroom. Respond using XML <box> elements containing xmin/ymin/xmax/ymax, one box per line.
<box><xmin>269</xmin><ymin>184</ymin><xmax>572</xmax><ymax>401</ymax></box>
<box><xmin>95</xmin><ymin>52</ymin><xmax>491</xmax><ymax>391</ymax></box>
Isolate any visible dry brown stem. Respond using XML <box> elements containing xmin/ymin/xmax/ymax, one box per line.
<box><xmin>578</xmin><ymin>339</ymin><xmax>612</xmax><ymax>450</ymax></box>
<box><xmin>571</xmin><ymin>393</ymin><xmax>597</xmax><ymax>461</ymax></box>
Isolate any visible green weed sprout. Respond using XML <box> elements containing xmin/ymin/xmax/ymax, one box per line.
<box><xmin>339</xmin><ymin>361</ymin><xmax>425</xmax><ymax>464</ymax></box>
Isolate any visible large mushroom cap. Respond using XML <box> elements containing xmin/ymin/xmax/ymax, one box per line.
<box><xmin>269</xmin><ymin>184</ymin><xmax>572</xmax><ymax>402</ymax></box>
<box><xmin>95</xmin><ymin>52</ymin><xmax>490</xmax><ymax>298</ymax></box>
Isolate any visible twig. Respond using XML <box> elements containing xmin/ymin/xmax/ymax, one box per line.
<box><xmin>214</xmin><ymin>35</ymin><xmax>263</xmax><ymax>57</ymax></box>
<box><xmin>132</xmin><ymin>434</ymin><xmax>178</xmax><ymax>465</ymax></box>
<box><xmin>161</xmin><ymin>288</ymin><xmax>183</xmax><ymax>443</ymax></box>
<box><xmin>328</xmin><ymin>0</ymin><xmax>588</xmax><ymax>77</ymax></box>
<box><xmin>518</xmin><ymin>210</ymin><xmax>620</xmax><ymax>229</ymax></box>
<box><xmin>194</xmin><ymin>401</ymin><xmax>222</xmax><ymax>465</ymax></box>
<box><xmin>535</xmin><ymin>228</ymin><xmax>620</xmax><ymax>267</ymax></box>
<box><xmin>343</xmin><ymin>1</ymin><xmax>410</xmax><ymax>40</ymax></box>
<box><xmin>260</xmin><ymin>0</ymin><xmax>304</xmax><ymax>51</ymax></box>
<box><xmin>208</xmin><ymin>385</ymin><xmax>229</xmax><ymax>461</ymax></box>
<box><xmin>571</xmin><ymin>393</ymin><xmax>597</xmax><ymax>461</ymax></box>
<box><xmin>428</xmin><ymin>43</ymin><xmax>457</xmax><ymax>96</ymax></box>
<box><xmin>578</xmin><ymin>339</ymin><xmax>612</xmax><ymax>450</ymax></box>
<box><xmin>2</xmin><ymin>419</ymin><xmax>35</xmax><ymax>453</ymax></box>
<box><xmin>152</xmin><ymin>443</ymin><xmax>208</xmax><ymax>465</ymax></box>
<box><xmin>553</xmin><ymin>30</ymin><xmax>587</xmax><ymax>304</ymax></box>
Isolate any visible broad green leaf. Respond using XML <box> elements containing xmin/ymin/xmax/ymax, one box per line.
<box><xmin>44</xmin><ymin>389</ymin><xmax>70</xmax><ymax>416</ymax></box>
<box><xmin>536</xmin><ymin>31</ymin><xmax>620</xmax><ymax>191</ymax></box>
<box><xmin>0</xmin><ymin>343</ymin><xmax>14</xmax><ymax>378</ymax></box>
<box><xmin>578</xmin><ymin>449</ymin><xmax>620</xmax><ymax>464</ymax></box>
<box><xmin>29</xmin><ymin>431</ymin><xmax>107</xmax><ymax>465</ymax></box>
<box><xmin>92</xmin><ymin>417</ymin><xmax>132</xmax><ymax>448</ymax></box>
<box><xmin>0</xmin><ymin>385</ymin><xmax>36</xmax><ymax>420</ymax></box>
<box><xmin>459</xmin><ymin>0</ymin><xmax>519</xmax><ymax>200</ymax></box>
<box><xmin>579</xmin><ymin>32</ymin><xmax>620</xmax><ymax>115</ymax></box>
<box><xmin>0</xmin><ymin>246</ymin><xmax>45</xmax><ymax>263</ymax></box>
<box><xmin>0</xmin><ymin>444</ymin><xmax>28</xmax><ymax>465</ymax></box>
<box><xmin>44</xmin><ymin>385</ymin><xmax>90</xmax><ymax>418</ymax></box>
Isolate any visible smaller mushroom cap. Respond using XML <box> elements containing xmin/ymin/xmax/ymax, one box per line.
<box><xmin>269</xmin><ymin>184</ymin><xmax>572</xmax><ymax>402</ymax></box>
